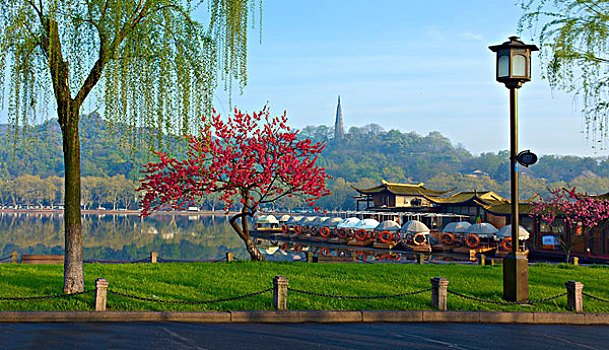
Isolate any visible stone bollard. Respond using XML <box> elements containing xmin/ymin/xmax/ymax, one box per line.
<box><xmin>273</xmin><ymin>276</ymin><xmax>289</xmax><ymax>310</ymax></box>
<box><xmin>417</xmin><ymin>253</ymin><xmax>424</xmax><ymax>265</ymax></box>
<box><xmin>95</xmin><ymin>278</ymin><xmax>109</xmax><ymax>311</ymax></box>
<box><xmin>565</xmin><ymin>281</ymin><xmax>584</xmax><ymax>312</ymax></box>
<box><xmin>226</xmin><ymin>252</ymin><xmax>234</xmax><ymax>262</ymax></box>
<box><xmin>572</xmin><ymin>257</ymin><xmax>579</xmax><ymax>266</ymax></box>
<box><xmin>479</xmin><ymin>254</ymin><xmax>486</xmax><ymax>266</ymax></box>
<box><xmin>490</xmin><ymin>258</ymin><xmax>496</xmax><ymax>266</ymax></box>
<box><xmin>307</xmin><ymin>251</ymin><xmax>314</xmax><ymax>263</ymax></box>
<box><xmin>150</xmin><ymin>251</ymin><xmax>158</xmax><ymax>263</ymax></box>
<box><xmin>431</xmin><ymin>277</ymin><xmax>449</xmax><ymax>311</ymax></box>
<box><xmin>11</xmin><ymin>251</ymin><xmax>18</xmax><ymax>263</ymax></box>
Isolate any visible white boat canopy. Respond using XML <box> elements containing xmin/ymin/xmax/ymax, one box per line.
<box><xmin>353</xmin><ymin>218</ymin><xmax>380</xmax><ymax>231</ymax></box>
<box><xmin>285</xmin><ymin>216</ymin><xmax>304</xmax><ymax>225</ymax></box>
<box><xmin>323</xmin><ymin>217</ymin><xmax>343</xmax><ymax>228</ymax></box>
<box><xmin>464</xmin><ymin>222</ymin><xmax>498</xmax><ymax>238</ymax></box>
<box><xmin>337</xmin><ymin>217</ymin><xmax>361</xmax><ymax>229</ymax></box>
<box><xmin>256</xmin><ymin>215</ymin><xmax>278</xmax><ymax>224</ymax></box>
<box><xmin>442</xmin><ymin>221</ymin><xmax>472</xmax><ymax>233</ymax></box>
<box><xmin>401</xmin><ymin>220</ymin><xmax>430</xmax><ymax>234</ymax></box>
<box><xmin>301</xmin><ymin>216</ymin><xmax>319</xmax><ymax>226</ymax></box>
<box><xmin>374</xmin><ymin>220</ymin><xmax>401</xmax><ymax>232</ymax></box>
<box><xmin>495</xmin><ymin>224</ymin><xmax>530</xmax><ymax>240</ymax></box>
<box><xmin>277</xmin><ymin>215</ymin><xmax>291</xmax><ymax>223</ymax></box>
<box><xmin>311</xmin><ymin>217</ymin><xmax>331</xmax><ymax>227</ymax></box>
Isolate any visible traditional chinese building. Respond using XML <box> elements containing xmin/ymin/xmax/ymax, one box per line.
<box><xmin>351</xmin><ymin>180</ymin><xmax>456</xmax><ymax>211</ymax></box>
<box><xmin>352</xmin><ymin>180</ymin><xmax>609</xmax><ymax>262</ymax></box>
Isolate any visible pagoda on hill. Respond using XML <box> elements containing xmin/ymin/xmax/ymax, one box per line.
<box><xmin>334</xmin><ymin>95</ymin><xmax>344</xmax><ymax>140</ymax></box>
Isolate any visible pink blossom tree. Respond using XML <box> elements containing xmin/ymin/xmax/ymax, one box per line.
<box><xmin>530</xmin><ymin>185</ymin><xmax>609</xmax><ymax>262</ymax></box>
<box><xmin>137</xmin><ymin>107</ymin><xmax>331</xmax><ymax>260</ymax></box>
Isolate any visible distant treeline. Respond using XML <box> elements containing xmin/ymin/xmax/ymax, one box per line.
<box><xmin>296</xmin><ymin>124</ymin><xmax>609</xmax><ymax>210</ymax></box>
<box><xmin>3</xmin><ymin>116</ymin><xmax>609</xmax><ymax>211</ymax></box>
<box><xmin>0</xmin><ymin>174</ymin><xmax>136</xmax><ymax>210</ymax></box>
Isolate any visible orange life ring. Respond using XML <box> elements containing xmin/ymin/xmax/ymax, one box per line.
<box><xmin>355</xmin><ymin>229</ymin><xmax>368</xmax><ymax>241</ymax></box>
<box><xmin>293</xmin><ymin>243</ymin><xmax>302</xmax><ymax>253</ymax></box>
<box><xmin>281</xmin><ymin>242</ymin><xmax>288</xmax><ymax>250</ymax></box>
<box><xmin>441</xmin><ymin>232</ymin><xmax>455</xmax><ymax>245</ymax></box>
<box><xmin>380</xmin><ymin>254</ymin><xmax>390</xmax><ymax>261</ymax></box>
<box><xmin>319</xmin><ymin>226</ymin><xmax>331</xmax><ymax>238</ymax></box>
<box><xmin>390</xmin><ymin>253</ymin><xmax>401</xmax><ymax>261</ymax></box>
<box><xmin>294</xmin><ymin>225</ymin><xmax>303</xmax><ymax>235</ymax></box>
<box><xmin>282</xmin><ymin>224</ymin><xmax>289</xmax><ymax>234</ymax></box>
<box><xmin>379</xmin><ymin>231</ymin><xmax>394</xmax><ymax>244</ymax></box>
<box><xmin>501</xmin><ymin>237</ymin><xmax>512</xmax><ymax>251</ymax></box>
<box><xmin>413</xmin><ymin>233</ymin><xmax>426</xmax><ymax>246</ymax></box>
<box><xmin>466</xmin><ymin>233</ymin><xmax>480</xmax><ymax>248</ymax></box>
<box><xmin>337</xmin><ymin>228</ymin><xmax>349</xmax><ymax>239</ymax></box>
<box><xmin>319</xmin><ymin>247</ymin><xmax>330</xmax><ymax>256</ymax></box>
<box><xmin>356</xmin><ymin>251</ymin><xmax>367</xmax><ymax>260</ymax></box>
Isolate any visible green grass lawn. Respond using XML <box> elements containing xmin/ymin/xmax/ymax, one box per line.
<box><xmin>0</xmin><ymin>262</ymin><xmax>608</xmax><ymax>312</ymax></box>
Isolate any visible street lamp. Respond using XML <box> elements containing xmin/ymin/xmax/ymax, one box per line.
<box><xmin>489</xmin><ymin>36</ymin><xmax>538</xmax><ymax>302</ymax></box>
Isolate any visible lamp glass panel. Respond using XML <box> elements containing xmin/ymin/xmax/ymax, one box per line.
<box><xmin>498</xmin><ymin>55</ymin><xmax>509</xmax><ymax>77</ymax></box>
<box><xmin>512</xmin><ymin>55</ymin><xmax>526</xmax><ymax>77</ymax></box>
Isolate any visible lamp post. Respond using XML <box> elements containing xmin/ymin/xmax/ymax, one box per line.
<box><xmin>489</xmin><ymin>36</ymin><xmax>538</xmax><ymax>302</ymax></box>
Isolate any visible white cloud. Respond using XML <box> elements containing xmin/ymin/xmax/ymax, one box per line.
<box><xmin>461</xmin><ymin>32</ymin><xmax>485</xmax><ymax>41</ymax></box>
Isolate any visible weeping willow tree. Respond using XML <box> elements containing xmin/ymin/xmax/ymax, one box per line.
<box><xmin>519</xmin><ymin>1</ymin><xmax>609</xmax><ymax>148</ymax></box>
<box><xmin>0</xmin><ymin>0</ymin><xmax>260</xmax><ymax>293</ymax></box>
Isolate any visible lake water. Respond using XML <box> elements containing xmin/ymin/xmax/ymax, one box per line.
<box><xmin>0</xmin><ymin>212</ymin><xmax>259</xmax><ymax>261</ymax></box>
<box><xmin>0</xmin><ymin>212</ymin><xmax>477</xmax><ymax>263</ymax></box>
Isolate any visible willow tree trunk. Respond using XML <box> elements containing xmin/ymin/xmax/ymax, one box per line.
<box><xmin>60</xmin><ymin>106</ymin><xmax>84</xmax><ymax>293</ymax></box>
<box><xmin>47</xmin><ymin>17</ymin><xmax>103</xmax><ymax>293</ymax></box>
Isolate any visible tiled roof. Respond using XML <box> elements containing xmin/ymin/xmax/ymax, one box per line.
<box><xmin>425</xmin><ymin>191</ymin><xmax>508</xmax><ymax>205</ymax></box>
<box><xmin>351</xmin><ymin>180</ymin><xmax>455</xmax><ymax>197</ymax></box>
<box><xmin>474</xmin><ymin>201</ymin><xmax>535</xmax><ymax>215</ymax></box>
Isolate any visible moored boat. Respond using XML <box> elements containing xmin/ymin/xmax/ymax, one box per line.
<box><xmin>396</xmin><ymin>220</ymin><xmax>432</xmax><ymax>253</ymax></box>
<box><xmin>332</xmin><ymin>217</ymin><xmax>360</xmax><ymax>244</ymax></box>
<box><xmin>435</xmin><ymin>221</ymin><xmax>471</xmax><ymax>252</ymax></box>
<box><xmin>347</xmin><ymin>218</ymin><xmax>379</xmax><ymax>247</ymax></box>
<box><xmin>285</xmin><ymin>216</ymin><xmax>305</xmax><ymax>237</ymax></box>
<box><xmin>452</xmin><ymin>222</ymin><xmax>498</xmax><ymax>260</ymax></box>
<box><xmin>372</xmin><ymin>220</ymin><xmax>401</xmax><ymax>249</ymax></box>
<box><xmin>494</xmin><ymin>224</ymin><xmax>530</xmax><ymax>258</ymax></box>
<box><xmin>309</xmin><ymin>216</ymin><xmax>331</xmax><ymax>241</ymax></box>
<box><xmin>315</xmin><ymin>217</ymin><xmax>343</xmax><ymax>242</ymax></box>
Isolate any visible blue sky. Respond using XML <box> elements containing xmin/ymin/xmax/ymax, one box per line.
<box><xmin>213</xmin><ymin>0</ymin><xmax>596</xmax><ymax>157</ymax></box>
<box><xmin>0</xmin><ymin>1</ymin><xmax>596</xmax><ymax>157</ymax></box>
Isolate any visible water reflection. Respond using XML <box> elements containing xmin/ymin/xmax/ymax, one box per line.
<box><xmin>254</xmin><ymin>237</ymin><xmax>477</xmax><ymax>264</ymax></box>
<box><xmin>0</xmin><ymin>212</ymin><xmax>480</xmax><ymax>264</ymax></box>
<box><xmin>0</xmin><ymin>212</ymin><xmax>250</xmax><ymax>260</ymax></box>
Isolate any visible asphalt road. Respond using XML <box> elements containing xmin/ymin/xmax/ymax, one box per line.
<box><xmin>2</xmin><ymin>322</ymin><xmax>608</xmax><ymax>350</ymax></box>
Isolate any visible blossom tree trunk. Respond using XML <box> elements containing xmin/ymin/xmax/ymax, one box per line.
<box><xmin>228</xmin><ymin>193</ymin><xmax>265</xmax><ymax>261</ymax></box>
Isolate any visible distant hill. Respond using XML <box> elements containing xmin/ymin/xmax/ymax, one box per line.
<box><xmin>0</xmin><ymin>113</ymin><xmax>186</xmax><ymax>180</ymax></box>
<box><xmin>299</xmin><ymin>124</ymin><xmax>609</xmax><ymax>209</ymax></box>
<box><xmin>3</xmin><ymin>117</ymin><xmax>609</xmax><ymax>203</ymax></box>
<box><xmin>300</xmin><ymin>124</ymin><xmax>609</xmax><ymax>184</ymax></box>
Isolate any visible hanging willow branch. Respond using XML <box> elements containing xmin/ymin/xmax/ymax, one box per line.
<box><xmin>519</xmin><ymin>0</ymin><xmax>609</xmax><ymax>149</ymax></box>
<box><xmin>1</xmin><ymin>0</ymin><xmax>260</xmax><ymax>153</ymax></box>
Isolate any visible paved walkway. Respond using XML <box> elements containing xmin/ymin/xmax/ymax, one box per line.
<box><xmin>2</xmin><ymin>322</ymin><xmax>608</xmax><ymax>349</ymax></box>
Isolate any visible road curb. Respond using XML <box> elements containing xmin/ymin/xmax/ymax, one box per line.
<box><xmin>1</xmin><ymin>310</ymin><xmax>609</xmax><ymax>324</ymax></box>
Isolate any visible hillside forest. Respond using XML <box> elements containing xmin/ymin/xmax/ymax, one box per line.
<box><xmin>2</xmin><ymin>115</ymin><xmax>609</xmax><ymax>211</ymax></box>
